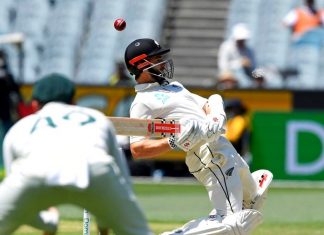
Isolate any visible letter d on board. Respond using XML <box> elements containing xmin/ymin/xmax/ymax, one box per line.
<box><xmin>286</xmin><ymin>121</ymin><xmax>324</xmax><ymax>175</ymax></box>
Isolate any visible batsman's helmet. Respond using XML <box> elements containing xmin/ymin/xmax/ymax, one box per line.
<box><xmin>124</xmin><ymin>38</ymin><xmax>174</xmax><ymax>80</ymax></box>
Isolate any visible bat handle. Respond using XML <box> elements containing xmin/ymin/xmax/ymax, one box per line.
<box><xmin>83</xmin><ymin>209</ymin><xmax>91</xmax><ymax>235</ymax></box>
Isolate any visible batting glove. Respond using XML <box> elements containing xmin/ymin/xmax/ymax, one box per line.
<box><xmin>200</xmin><ymin>119</ymin><xmax>225</xmax><ymax>143</ymax></box>
<box><xmin>168</xmin><ymin>119</ymin><xmax>200</xmax><ymax>151</ymax></box>
<box><xmin>207</xmin><ymin>113</ymin><xmax>226</xmax><ymax>133</ymax></box>
<box><xmin>169</xmin><ymin>119</ymin><xmax>224</xmax><ymax>152</ymax></box>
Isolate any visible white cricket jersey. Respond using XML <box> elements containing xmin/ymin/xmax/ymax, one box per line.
<box><xmin>130</xmin><ymin>81</ymin><xmax>239</xmax><ymax>174</ymax></box>
<box><xmin>3</xmin><ymin>102</ymin><xmax>118</xmax><ymax>188</ymax></box>
<box><xmin>130</xmin><ymin>81</ymin><xmax>207</xmax><ymax>143</ymax></box>
<box><xmin>129</xmin><ymin>81</ymin><xmax>254</xmax><ymax>218</ymax></box>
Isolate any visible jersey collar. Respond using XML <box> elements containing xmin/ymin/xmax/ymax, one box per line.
<box><xmin>135</xmin><ymin>82</ymin><xmax>160</xmax><ymax>92</ymax></box>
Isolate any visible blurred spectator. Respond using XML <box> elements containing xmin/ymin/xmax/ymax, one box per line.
<box><xmin>218</xmin><ymin>23</ymin><xmax>261</xmax><ymax>88</ymax></box>
<box><xmin>224</xmin><ymin>99</ymin><xmax>250</xmax><ymax>162</ymax></box>
<box><xmin>283</xmin><ymin>0</ymin><xmax>324</xmax><ymax>41</ymax></box>
<box><xmin>0</xmin><ymin>49</ymin><xmax>22</xmax><ymax>134</ymax></box>
<box><xmin>251</xmin><ymin>68</ymin><xmax>267</xmax><ymax>89</ymax></box>
<box><xmin>109</xmin><ymin>61</ymin><xmax>136</xmax><ymax>87</ymax></box>
<box><xmin>215</xmin><ymin>71</ymin><xmax>239</xmax><ymax>90</ymax></box>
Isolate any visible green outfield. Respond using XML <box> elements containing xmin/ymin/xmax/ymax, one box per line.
<box><xmin>15</xmin><ymin>180</ymin><xmax>324</xmax><ymax>235</ymax></box>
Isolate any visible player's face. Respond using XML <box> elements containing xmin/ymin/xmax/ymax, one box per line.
<box><xmin>136</xmin><ymin>72</ymin><xmax>156</xmax><ymax>83</ymax></box>
<box><xmin>143</xmin><ymin>54</ymin><xmax>174</xmax><ymax>79</ymax></box>
<box><xmin>149</xmin><ymin>55</ymin><xmax>165</xmax><ymax>69</ymax></box>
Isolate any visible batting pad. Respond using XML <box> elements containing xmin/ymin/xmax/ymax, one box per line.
<box><xmin>160</xmin><ymin>209</ymin><xmax>263</xmax><ymax>235</ymax></box>
<box><xmin>160</xmin><ymin>215</ymin><xmax>232</xmax><ymax>235</ymax></box>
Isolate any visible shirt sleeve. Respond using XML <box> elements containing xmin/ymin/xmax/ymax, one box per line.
<box><xmin>218</xmin><ymin>41</ymin><xmax>231</xmax><ymax>73</ymax></box>
<box><xmin>190</xmin><ymin>93</ymin><xmax>207</xmax><ymax>109</ymax></box>
<box><xmin>218</xmin><ymin>40</ymin><xmax>241</xmax><ymax>72</ymax></box>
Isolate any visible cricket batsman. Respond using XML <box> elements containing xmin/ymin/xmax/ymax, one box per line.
<box><xmin>124</xmin><ymin>38</ymin><xmax>273</xmax><ymax>235</ymax></box>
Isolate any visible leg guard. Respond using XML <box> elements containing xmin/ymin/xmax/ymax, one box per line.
<box><xmin>222</xmin><ymin>209</ymin><xmax>263</xmax><ymax>235</ymax></box>
<box><xmin>160</xmin><ymin>215</ymin><xmax>232</xmax><ymax>235</ymax></box>
<box><xmin>243</xmin><ymin>170</ymin><xmax>273</xmax><ymax>210</ymax></box>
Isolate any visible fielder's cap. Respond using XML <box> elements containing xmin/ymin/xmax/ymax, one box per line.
<box><xmin>124</xmin><ymin>38</ymin><xmax>170</xmax><ymax>75</ymax></box>
<box><xmin>32</xmin><ymin>73</ymin><xmax>75</xmax><ymax>104</ymax></box>
<box><xmin>232</xmin><ymin>23</ymin><xmax>250</xmax><ymax>40</ymax></box>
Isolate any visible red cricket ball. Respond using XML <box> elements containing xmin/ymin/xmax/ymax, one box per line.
<box><xmin>114</xmin><ymin>18</ymin><xmax>126</xmax><ymax>31</ymax></box>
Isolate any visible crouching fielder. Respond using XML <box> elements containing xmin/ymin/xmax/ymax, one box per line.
<box><xmin>123</xmin><ymin>38</ymin><xmax>273</xmax><ymax>235</ymax></box>
<box><xmin>0</xmin><ymin>74</ymin><xmax>153</xmax><ymax>235</ymax></box>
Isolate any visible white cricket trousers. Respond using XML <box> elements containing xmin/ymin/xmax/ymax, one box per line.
<box><xmin>186</xmin><ymin>143</ymin><xmax>257</xmax><ymax>217</ymax></box>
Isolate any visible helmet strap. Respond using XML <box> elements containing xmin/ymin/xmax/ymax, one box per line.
<box><xmin>152</xmin><ymin>74</ymin><xmax>169</xmax><ymax>85</ymax></box>
<box><xmin>148</xmin><ymin>68</ymin><xmax>169</xmax><ymax>85</ymax></box>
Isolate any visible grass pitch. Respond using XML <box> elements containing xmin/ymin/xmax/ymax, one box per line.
<box><xmin>15</xmin><ymin>179</ymin><xmax>324</xmax><ymax>235</ymax></box>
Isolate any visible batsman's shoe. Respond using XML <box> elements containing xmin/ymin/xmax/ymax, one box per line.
<box><xmin>244</xmin><ymin>170</ymin><xmax>273</xmax><ymax>210</ymax></box>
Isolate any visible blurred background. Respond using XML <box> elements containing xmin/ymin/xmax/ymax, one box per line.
<box><xmin>1</xmin><ymin>0</ymin><xmax>324</xmax><ymax>183</ymax></box>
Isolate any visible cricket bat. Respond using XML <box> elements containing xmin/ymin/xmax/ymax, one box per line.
<box><xmin>107</xmin><ymin>117</ymin><xmax>180</xmax><ymax>137</ymax></box>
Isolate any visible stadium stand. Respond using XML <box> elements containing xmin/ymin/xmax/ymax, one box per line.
<box><xmin>6</xmin><ymin>0</ymin><xmax>50</xmax><ymax>83</ymax></box>
<box><xmin>40</xmin><ymin>0</ymin><xmax>89</xmax><ymax>80</ymax></box>
<box><xmin>0</xmin><ymin>0</ymin><xmax>323</xmax><ymax>89</ymax></box>
<box><xmin>226</xmin><ymin>0</ymin><xmax>260</xmax><ymax>42</ymax></box>
<box><xmin>0</xmin><ymin>0</ymin><xmax>12</xmax><ymax>35</ymax></box>
<box><xmin>164</xmin><ymin>0</ymin><xmax>229</xmax><ymax>87</ymax></box>
<box><xmin>75</xmin><ymin>0</ymin><xmax>123</xmax><ymax>84</ymax></box>
<box><xmin>115</xmin><ymin>0</ymin><xmax>167</xmax><ymax>59</ymax></box>
<box><xmin>0</xmin><ymin>0</ymin><xmax>168</xmax><ymax>85</ymax></box>
<box><xmin>75</xmin><ymin>0</ymin><xmax>167</xmax><ymax>84</ymax></box>
<box><xmin>224</xmin><ymin>0</ymin><xmax>324</xmax><ymax>89</ymax></box>
<box><xmin>287</xmin><ymin>44</ymin><xmax>321</xmax><ymax>89</ymax></box>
